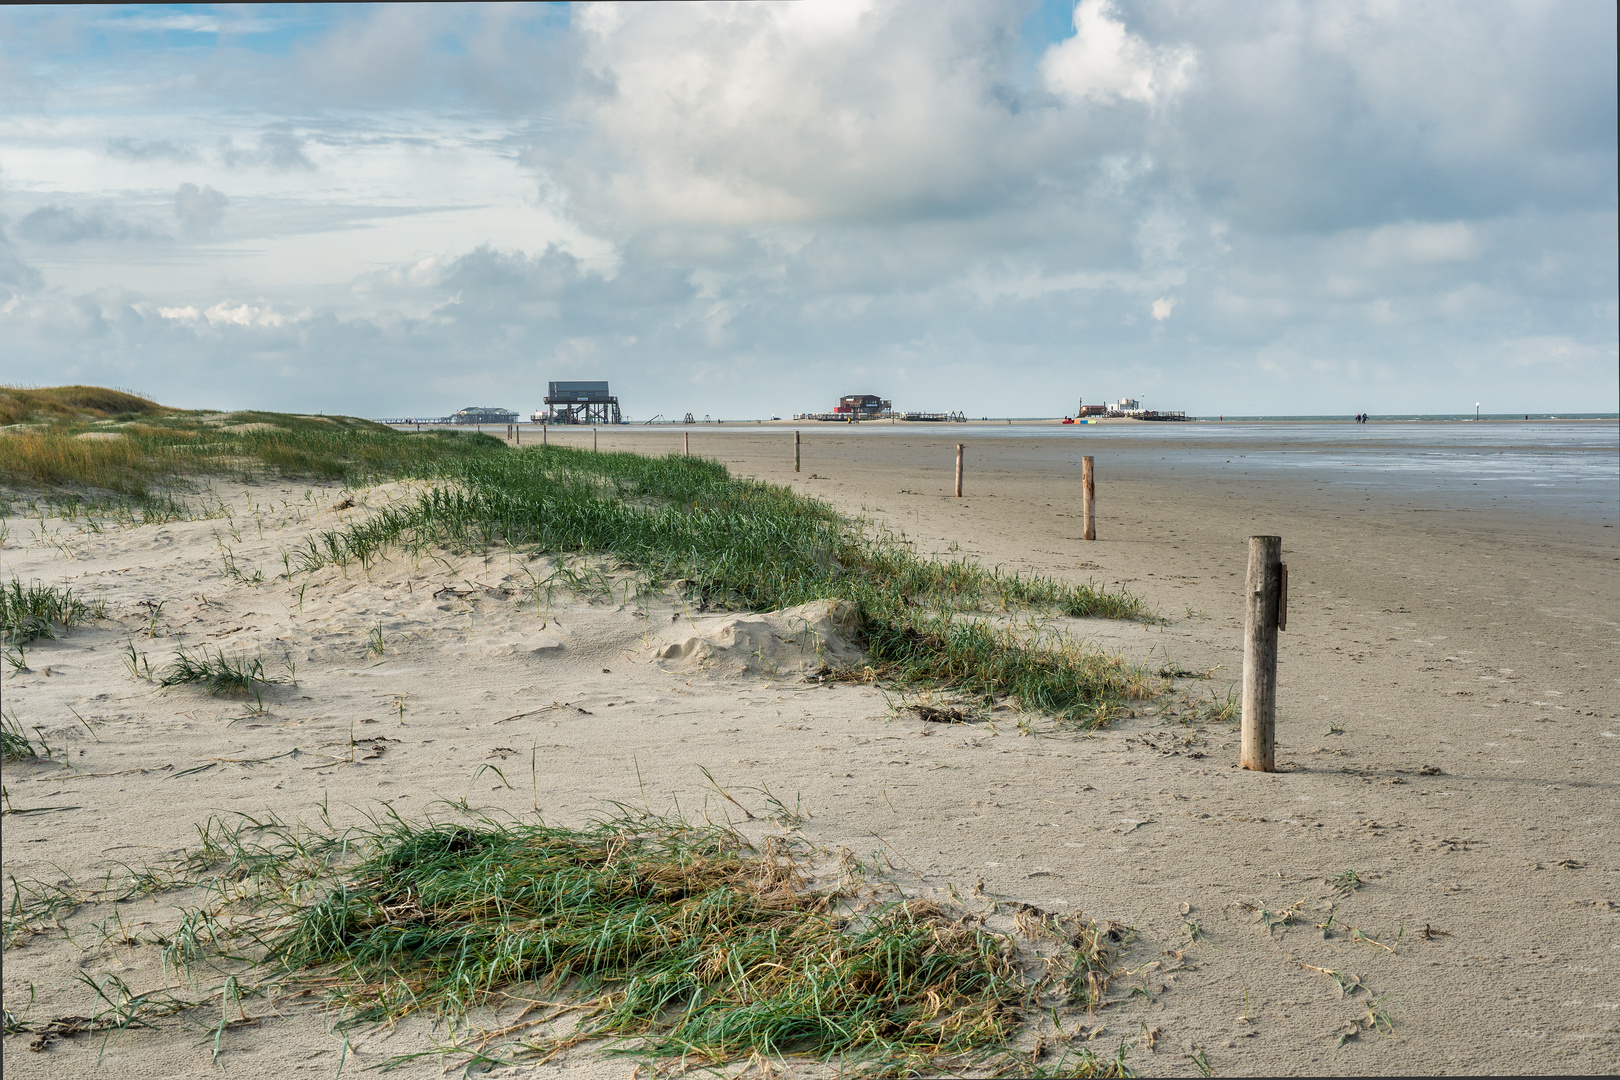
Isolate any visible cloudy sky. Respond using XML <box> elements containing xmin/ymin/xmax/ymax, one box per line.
<box><xmin>1</xmin><ymin>2</ymin><xmax>1615</xmax><ymax>418</ymax></box>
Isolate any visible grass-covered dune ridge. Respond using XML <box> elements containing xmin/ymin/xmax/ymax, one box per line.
<box><xmin>0</xmin><ymin>384</ymin><xmax>169</xmax><ymax>425</ymax></box>
<box><xmin>0</xmin><ymin>405</ymin><xmax>501</xmax><ymax>498</ymax></box>
<box><xmin>304</xmin><ymin>445</ymin><xmax>1154</xmax><ymax>722</ymax></box>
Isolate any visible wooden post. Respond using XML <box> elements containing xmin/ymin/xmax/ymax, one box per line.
<box><xmin>954</xmin><ymin>444</ymin><xmax>964</xmax><ymax>497</ymax></box>
<box><xmin>1241</xmin><ymin>535</ymin><xmax>1284</xmax><ymax>772</ymax></box>
<box><xmin>684</xmin><ymin>431</ymin><xmax>689</xmax><ymax>457</ymax></box>
<box><xmin>542</xmin><ymin>422</ymin><xmax>547</xmax><ymax>446</ymax></box>
<box><xmin>593</xmin><ymin>427</ymin><xmax>598</xmax><ymax>452</ymax></box>
<box><xmin>515</xmin><ymin>425</ymin><xmax>520</xmax><ymax>446</ymax></box>
<box><xmin>794</xmin><ymin>430</ymin><xmax>801</xmax><ymax>473</ymax></box>
<box><xmin>1081</xmin><ymin>456</ymin><xmax>1095</xmax><ymax>541</ymax></box>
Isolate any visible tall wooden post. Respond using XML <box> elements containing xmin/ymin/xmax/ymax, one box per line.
<box><xmin>1241</xmin><ymin>535</ymin><xmax>1284</xmax><ymax>772</ymax></box>
<box><xmin>794</xmin><ymin>430</ymin><xmax>801</xmax><ymax>473</ymax></box>
<box><xmin>593</xmin><ymin>427</ymin><xmax>598</xmax><ymax>452</ymax></box>
<box><xmin>684</xmin><ymin>432</ymin><xmax>689</xmax><ymax>457</ymax></box>
<box><xmin>542</xmin><ymin>422</ymin><xmax>548</xmax><ymax>446</ymax></box>
<box><xmin>954</xmin><ymin>444</ymin><xmax>964</xmax><ymax>497</ymax></box>
<box><xmin>515</xmin><ymin>425</ymin><xmax>520</xmax><ymax>446</ymax></box>
<box><xmin>1081</xmin><ymin>456</ymin><xmax>1096</xmax><ymax>541</ymax></box>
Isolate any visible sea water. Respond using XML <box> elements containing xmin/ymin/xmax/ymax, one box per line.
<box><xmin>672</xmin><ymin>418</ymin><xmax>1620</xmax><ymax>523</ymax></box>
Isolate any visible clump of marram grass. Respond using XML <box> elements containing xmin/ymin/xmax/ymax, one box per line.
<box><xmin>2</xmin><ymin>711</ymin><xmax>41</xmax><ymax>761</ymax></box>
<box><xmin>156</xmin><ymin>647</ymin><xmax>283</xmax><ymax>697</ymax></box>
<box><xmin>148</xmin><ymin>809</ymin><xmax>1126</xmax><ymax>1075</ymax></box>
<box><xmin>295</xmin><ymin>446</ymin><xmax>1156</xmax><ymax>726</ymax></box>
<box><xmin>1</xmin><ymin>578</ymin><xmax>105</xmax><ymax>645</ymax></box>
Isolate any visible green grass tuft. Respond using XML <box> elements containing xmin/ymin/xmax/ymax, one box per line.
<box><xmin>156</xmin><ymin>647</ymin><xmax>282</xmax><ymax>697</ymax></box>
<box><xmin>2</xmin><ymin>711</ymin><xmax>41</xmax><ymax>761</ymax></box>
<box><xmin>269</xmin><ymin>816</ymin><xmax>1022</xmax><ymax>1068</ymax></box>
<box><xmin>163</xmin><ymin>809</ymin><xmax>1115</xmax><ymax>1073</ymax></box>
<box><xmin>1</xmin><ymin>578</ymin><xmax>104</xmax><ymax>645</ymax></box>
<box><xmin>8</xmin><ymin>805</ymin><xmax>1133</xmax><ymax>1073</ymax></box>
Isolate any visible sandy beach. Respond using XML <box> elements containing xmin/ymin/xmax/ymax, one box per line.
<box><xmin>3</xmin><ymin>427</ymin><xmax>1616</xmax><ymax>1077</ymax></box>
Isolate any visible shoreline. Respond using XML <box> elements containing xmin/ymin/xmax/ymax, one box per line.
<box><xmin>391</xmin><ymin>415</ymin><xmax>1620</xmax><ymax>430</ymax></box>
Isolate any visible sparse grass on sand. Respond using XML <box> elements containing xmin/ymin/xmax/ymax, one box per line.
<box><xmin>1</xmin><ymin>577</ymin><xmax>104</xmax><ymax>644</ymax></box>
<box><xmin>9</xmin><ymin>807</ymin><xmax>1129</xmax><ymax>1076</ymax></box>
<box><xmin>2</xmin><ymin>578</ymin><xmax>106</xmax><ymax>671</ymax></box>
<box><xmin>3</xmin><ymin>386</ymin><xmax>1157</xmax><ymax>725</ymax></box>
<box><xmin>300</xmin><ymin>445</ymin><xmax>1155</xmax><ymax>724</ymax></box>
<box><xmin>155</xmin><ymin>646</ymin><xmax>283</xmax><ymax>698</ymax></box>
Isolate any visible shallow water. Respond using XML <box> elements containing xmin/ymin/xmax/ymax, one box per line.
<box><xmin>621</xmin><ymin>419</ymin><xmax>1620</xmax><ymax>523</ymax></box>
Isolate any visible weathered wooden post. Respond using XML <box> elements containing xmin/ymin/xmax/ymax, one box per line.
<box><xmin>684</xmin><ymin>431</ymin><xmax>689</xmax><ymax>457</ymax></box>
<box><xmin>955</xmin><ymin>444</ymin><xmax>964</xmax><ymax>497</ymax></box>
<box><xmin>794</xmin><ymin>430</ymin><xmax>801</xmax><ymax>473</ymax></box>
<box><xmin>1081</xmin><ymin>456</ymin><xmax>1096</xmax><ymax>541</ymax></box>
<box><xmin>1241</xmin><ymin>535</ymin><xmax>1286</xmax><ymax>772</ymax></box>
<box><xmin>593</xmin><ymin>427</ymin><xmax>598</xmax><ymax>452</ymax></box>
<box><xmin>515</xmin><ymin>425</ymin><xmax>520</xmax><ymax>446</ymax></box>
<box><xmin>542</xmin><ymin>422</ymin><xmax>548</xmax><ymax>446</ymax></box>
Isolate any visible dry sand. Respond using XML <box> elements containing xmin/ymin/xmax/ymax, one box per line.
<box><xmin>2</xmin><ymin>429</ymin><xmax>1616</xmax><ymax>1077</ymax></box>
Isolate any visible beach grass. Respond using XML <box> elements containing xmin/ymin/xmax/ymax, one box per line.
<box><xmin>4</xmin><ymin>805</ymin><xmax>1131</xmax><ymax>1072</ymax></box>
<box><xmin>156</xmin><ymin>647</ymin><xmax>283</xmax><ymax>698</ymax></box>
<box><xmin>295</xmin><ymin>445</ymin><xmax>1154</xmax><ymax>723</ymax></box>
<box><xmin>132</xmin><ymin>807</ymin><xmax>1125</xmax><ymax>1075</ymax></box>
<box><xmin>1</xmin><ymin>711</ymin><xmax>41</xmax><ymax>761</ymax></box>
<box><xmin>1</xmin><ymin>578</ymin><xmax>105</xmax><ymax>645</ymax></box>
<box><xmin>1</xmin><ymin>389</ymin><xmax>500</xmax><ymax>503</ymax></box>
<box><xmin>0</xmin><ymin>385</ymin><xmax>170</xmax><ymax>425</ymax></box>
<box><xmin>3</xmin><ymin>386</ymin><xmax>1156</xmax><ymax>722</ymax></box>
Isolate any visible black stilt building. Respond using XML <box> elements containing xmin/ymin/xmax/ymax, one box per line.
<box><xmin>538</xmin><ymin>381</ymin><xmax>622</xmax><ymax>425</ymax></box>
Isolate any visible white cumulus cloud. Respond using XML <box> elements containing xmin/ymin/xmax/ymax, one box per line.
<box><xmin>1041</xmin><ymin>0</ymin><xmax>1197</xmax><ymax>106</ymax></box>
